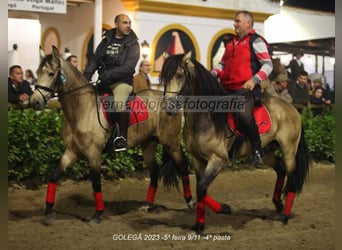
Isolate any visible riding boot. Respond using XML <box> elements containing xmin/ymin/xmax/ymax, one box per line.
<box><xmin>114</xmin><ymin>110</ymin><xmax>130</xmax><ymax>152</ymax></box>
<box><xmin>243</xmin><ymin>120</ymin><xmax>263</xmax><ymax>168</ymax></box>
<box><xmin>228</xmin><ymin>136</ymin><xmax>245</xmax><ymax>166</ymax></box>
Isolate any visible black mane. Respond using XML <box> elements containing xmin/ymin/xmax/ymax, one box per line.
<box><xmin>161</xmin><ymin>54</ymin><xmax>227</xmax><ymax>134</ymax></box>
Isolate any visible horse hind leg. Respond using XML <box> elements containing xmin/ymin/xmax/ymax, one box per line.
<box><xmin>161</xmin><ymin>146</ymin><xmax>194</xmax><ymax>209</ymax></box>
<box><xmin>41</xmin><ymin>149</ymin><xmax>77</xmax><ymax>226</ymax></box>
<box><xmin>140</xmin><ymin>140</ymin><xmax>159</xmax><ymax>211</ymax></box>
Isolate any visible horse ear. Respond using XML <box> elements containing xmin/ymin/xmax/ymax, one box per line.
<box><xmin>39</xmin><ymin>46</ymin><xmax>45</xmax><ymax>60</ymax></box>
<box><xmin>51</xmin><ymin>46</ymin><xmax>61</xmax><ymax>64</ymax></box>
<box><xmin>183</xmin><ymin>51</ymin><xmax>192</xmax><ymax>63</ymax></box>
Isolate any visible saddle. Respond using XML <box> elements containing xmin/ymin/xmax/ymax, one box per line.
<box><xmin>227</xmin><ymin>104</ymin><xmax>272</xmax><ymax>136</ymax></box>
<box><xmin>97</xmin><ymin>85</ymin><xmax>149</xmax><ymax>128</ymax></box>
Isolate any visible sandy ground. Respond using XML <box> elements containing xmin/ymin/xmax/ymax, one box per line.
<box><xmin>8</xmin><ymin>162</ymin><xmax>335</xmax><ymax>250</ymax></box>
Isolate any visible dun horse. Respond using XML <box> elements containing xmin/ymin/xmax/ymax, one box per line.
<box><xmin>30</xmin><ymin>46</ymin><xmax>193</xmax><ymax>225</ymax></box>
<box><xmin>161</xmin><ymin>52</ymin><xmax>310</xmax><ymax>233</ymax></box>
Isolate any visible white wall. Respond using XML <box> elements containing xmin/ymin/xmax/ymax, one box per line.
<box><xmin>8</xmin><ymin>18</ymin><xmax>41</xmax><ymax>76</ymax></box>
<box><xmin>264</xmin><ymin>7</ymin><xmax>335</xmax><ymax>43</ymax></box>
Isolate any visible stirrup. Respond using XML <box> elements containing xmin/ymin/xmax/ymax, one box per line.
<box><xmin>114</xmin><ymin>136</ymin><xmax>127</xmax><ymax>152</ymax></box>
<box><xmin>250</xmin><ymin>150</ymin><xmax>263</xmax><ymax>168</ymax></box>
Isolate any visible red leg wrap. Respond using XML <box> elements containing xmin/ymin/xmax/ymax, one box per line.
<box><xmin>196</xmin><ymin>200</ymin><xmax>206</xmax><ymax>224</ymax></box>
<box><xmin>182</xmin><ymin>176</ymin><xmax>192</xmax><ymax>198</ymax></box>
<box><xmin>273</xmin><ymin>178</ymin><xmax>284</xmax><ymax>201</ymax></box>
<box><xmin>146</xmin><ymin>185</ymin><xmax>157</xmax><ymax>204</ymax></box>
<box><xmin>94</xmin><ymin>192</ymin><xmax>104</xmax><ymax>211</ymax></box>
<box><xmin>283</xmin><ymin>192</ymin><xmax>295</xmax><ymax>215</ymax></box>
<box><xmin>46</xmin><ymin>182</ymin><xmax>57</xmax><ymax>204</ymax></box>
<box><xmin>203</xmin><ymin>195</ymin><xmax>222</xmax><ymax>213</ymax></box>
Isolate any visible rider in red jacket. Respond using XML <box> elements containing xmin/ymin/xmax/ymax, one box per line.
<box><xmin>212</xmin><ymin>10</ymin><xmax>273</xmax><ymax>167</ymax></box>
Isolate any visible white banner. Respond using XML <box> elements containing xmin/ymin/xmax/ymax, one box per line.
<box><xmin>8</xmin><ymin>0</ymin><xmax>67</xmax><ymax>14</ymax></box>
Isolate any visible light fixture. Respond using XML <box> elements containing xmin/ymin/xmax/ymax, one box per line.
<box><xmin>141</xmin><ymin>40</ymin><xmax>150</xmax><ymax>59</ymax></box>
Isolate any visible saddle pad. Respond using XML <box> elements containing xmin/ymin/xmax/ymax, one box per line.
<box><xmin>227</xmin><ymin>104</ymin><xmax>271</xmax><ymax>136</ymax></box>
<box><xmin>101</xmin><ymin>94</ymin><xmax>149</xmax><ymax>127</ymax></box>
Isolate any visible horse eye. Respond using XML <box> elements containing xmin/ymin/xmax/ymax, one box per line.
<box><xmin>175</xmin><ymin>73</ymin><xmax>184</xmax><ymax>80</ymax></box>
<box><xmin>48</xmin><ymin>72</ymin><xmax>55</xmax><ymax>77</ymax></box>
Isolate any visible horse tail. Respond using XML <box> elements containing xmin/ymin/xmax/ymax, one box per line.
<box><xmin>285</xmin><ymin>125</ymin><xmax>311</xmax><ymax>194</ymax></box>
<box><xmin>159</xmin><ymin>146</ymin><xmax>188</xmax><ymax>191</ymax></box>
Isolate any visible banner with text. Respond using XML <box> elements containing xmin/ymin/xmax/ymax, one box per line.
<box><xmin>8</xmin><ymin>0</ymin><xmax>67</xmax><ymax>14</ymax></box>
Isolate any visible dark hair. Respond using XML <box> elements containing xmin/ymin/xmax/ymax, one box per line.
<box><xmin>298</xmin><ymin>71</ymin><xmax>308</xmax><ymax>77</ymax></box>
<box><xmin>236</xmin><ymin>10</ymin><xmax>254</xmax><ymax>26</ymax></box>
<box><xmin>114</xmin><ymin>14</ymin><xmax>120</xmax><ymax>24</ymax></box>
<box><xmin>66</xmin><ymin>55</ymin><xmax>77</xmax><ymax>62</ymax></box>
<box><xmin>25</xmin><ymin>69</ymin><xmax>35</xmax><ymax>78</ymax></box>
<box><xmin>9</xmin><ymin>65</ymin><xmax>22</xmax><ymax>75</ymax></box>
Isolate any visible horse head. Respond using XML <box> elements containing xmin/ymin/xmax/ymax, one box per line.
<box><xmin>161</xmin><ymin>51</ymin><xmax>194</xmax><ymax>114</ymax></box>
<box><xmin>30</xmin><ymin>45</ymin><xmax>66</xmax><ymax>109</ymax></box>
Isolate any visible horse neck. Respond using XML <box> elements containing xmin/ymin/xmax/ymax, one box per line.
<box><xmin>59</xmin><ymin>69</ymin><xmax>95</xmax><ymax>117</ymax></box>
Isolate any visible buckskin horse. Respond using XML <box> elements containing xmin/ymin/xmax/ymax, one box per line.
<box><xmin>160</xmin><ymin>52</ymin><xmax>310</xmax><ymax>233</ymax></box>
<box><xmin>30</xmin><ymin>46</ymin><xmax>194</xmax><ymax>225</ymax></box>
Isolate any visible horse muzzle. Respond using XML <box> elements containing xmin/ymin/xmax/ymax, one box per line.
<box><xmin>30</xmin><ymin>92</ymin><xmax>46</xmax><ymax>110</ymax></box>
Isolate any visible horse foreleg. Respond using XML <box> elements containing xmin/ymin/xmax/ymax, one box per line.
<box><xmin>89</xmin><ymin>169</ymin><xmax>104</xmax><ymax>224</ymax></box>
<box><xmin>42</xmin><ymin>150</ymin><xmax>77</xmax><ymax>225</ymax></box>
<box><xmin>192</xmin><ymin>155</ymin><xmax>231</xmax><ymax>233</ymax></box>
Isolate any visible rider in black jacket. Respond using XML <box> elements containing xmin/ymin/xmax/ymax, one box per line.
<box><xmin>84</xmin><ymin>14</ymin><xmax>140</xmax><ymax>151</ymax></box>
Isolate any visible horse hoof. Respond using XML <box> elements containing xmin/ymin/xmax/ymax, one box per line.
<box><xmin>187</xmin><ymin>200</ymin><xmax>196</xmax><ymax>210</ymax></box>
<box><xmin>279</xmin><ymin>214</ymin><xmax>289</xmax><ymax>225</ymax></box>
<box><xmin>218</xmin><ymin>204</ymin><xmax>232</xmax><ymax>215</ymax></box>
<box><xmin>41</xmin><ymin>211</ymin><xmax>56</xmax><ymax>226</ymax></box>
<box><xmin>190</xmin><ymin>222</ymin><xmax>205</xmax><ymax>234</ymax></box>
<box><xmin>89</xmin><ymin>211</ymin><xmax>103</xmax><ymax>224</ymax></box>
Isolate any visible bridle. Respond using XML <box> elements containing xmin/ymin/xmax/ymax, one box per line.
<box><xmin>35</xmin><ymin>66</ymin><xmax>93</xmax><ymax>105</ymax></box>
<box><xmin>162</xmin><ymin>62</ymin><xmax>193</xmax><ymax>114</ymax></box>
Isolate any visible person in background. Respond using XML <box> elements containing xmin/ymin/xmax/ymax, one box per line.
<box><xmin>310</xmin><ymin>86</ymin><xmax>330</xmax><ymax>116</ymax></box>
<box><xmin>8</xmin><ymin>65</ymin><xmax>33</xmax><ymax>109</ymax></box>
<box><xmin>264</xmin><ymin>73</ymin><xmax>292</xmax><ymax>103</ymax></box>
<box><xmin>25</xmin><ymin>69</ymin><xmax>37</xmax><ymax>89</ymax></box>
<box><xmin>288</xmin><ymin>70</ymin><xmax>310</xmax><ymax>112</ymax></box>
<box><xmin>83</xmin><ymin>13</ymin><xmax>140</xmax><ymax>151</ymax></box>
<box><xmin>311</xmin><ymin>78</ymin><xmax>332</xmax><ymax>104</ymax></box>
<box><xmin>211</xmin><ymin>10</ymin><xmax>273</xmax><ymax>168</ymax></box>
<box><xmin>285</xmin><ymin>50</ymin><xmax>305</xmax><ymax>81</ymax></box>
<box><xmin>66</xmin><ymin>55</ymin><xmax>79</xmax><ymax>69</ymax></box>
<box><xmin>133</xmin><ymin>60</ymin><xmax>151</xmax><ymax>93</ymax></box>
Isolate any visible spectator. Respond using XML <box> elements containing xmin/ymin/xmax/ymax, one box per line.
<box><xmin>264</xmin><ymin>73</ymin><xmax>292</xmax><ymax>103</ymax></box>
<box><xmin>8</xmin><ymin>65</ymin><xmax>33</xmax><ymax>109</ymax></box>
<box><xmin>285</xmin><ymin>50</ymin><xmax>305</xmax><ymax>81</ymax></box>
<box><xmin>288</xmin><ymin>71</ymin><xmax>310</xmax><ymax>111</ymax></box>
<box><xmin>66</xmin><ymin>55</ymin><xmax>79</xmax><ymax>69</ymax></box>
<box><xmin>25</xmin><ymin>69</ymin><xmax>37</xmax><ymax>89</ymax></box>
<box><xmin>133</xmin><ymin>60</ymin><xmax>151</xmax><ymax>93</ymax></box>
<box><xmin>310</xmin><ymin>86</ymin><xmax>330</xmax><ymax>116</ymax></box>
<box><xmin>312</xmin><ymin>78</ymin><xmax>332</xmax><ymax>104</ymax></box>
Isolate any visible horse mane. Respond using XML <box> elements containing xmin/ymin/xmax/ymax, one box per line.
<box><xmin>161</xmin><ymin>54</ymin><xmax>227</xmax><ymax>135</ymax></box>
<box><xmin>38</xmin><ymin>53</ymin><xmax>87</xmax><ymax>86</ymax></box>
<box><xmin>191</xmin><ymin>59</ymin><xmax>228</xmax><ymax>134</ymax></box>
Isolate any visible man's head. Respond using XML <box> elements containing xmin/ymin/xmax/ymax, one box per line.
<box><xmin>66</xmin><ymin>55</ymin><xmax>79</xmax><ymax>68</ymax></box>
<box><xmin>275</xmin><ymin>73</ymin><xmax>289</xmax><ymax>90</ymax></box>
<box><xmin>139</xmin><ymin>60</ymin><xmax>151</xmax><ymax>75</ymax></box>
<box><xmin>234</xmin><ymin>10</ymin><xmax>254</xmax><ymax>37</ymax></box>
<box><xmin>9</xmin><ymin>65</ymin><xmax>24</xmax><ymax>84</ymax></box>
<box><xmin>114</xmin><ymin>14</ymin><xmax>132</xmax><ymax>38</ymax></box>
<box><xmin>312</xmin><ymin>78</ymin><xmax>322</xmax><ymax>89</ymax></box>
<box><xmin>297</xmin><ymin>71</ymin><xmax>308</xmax><ymax>86</ymax></box>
